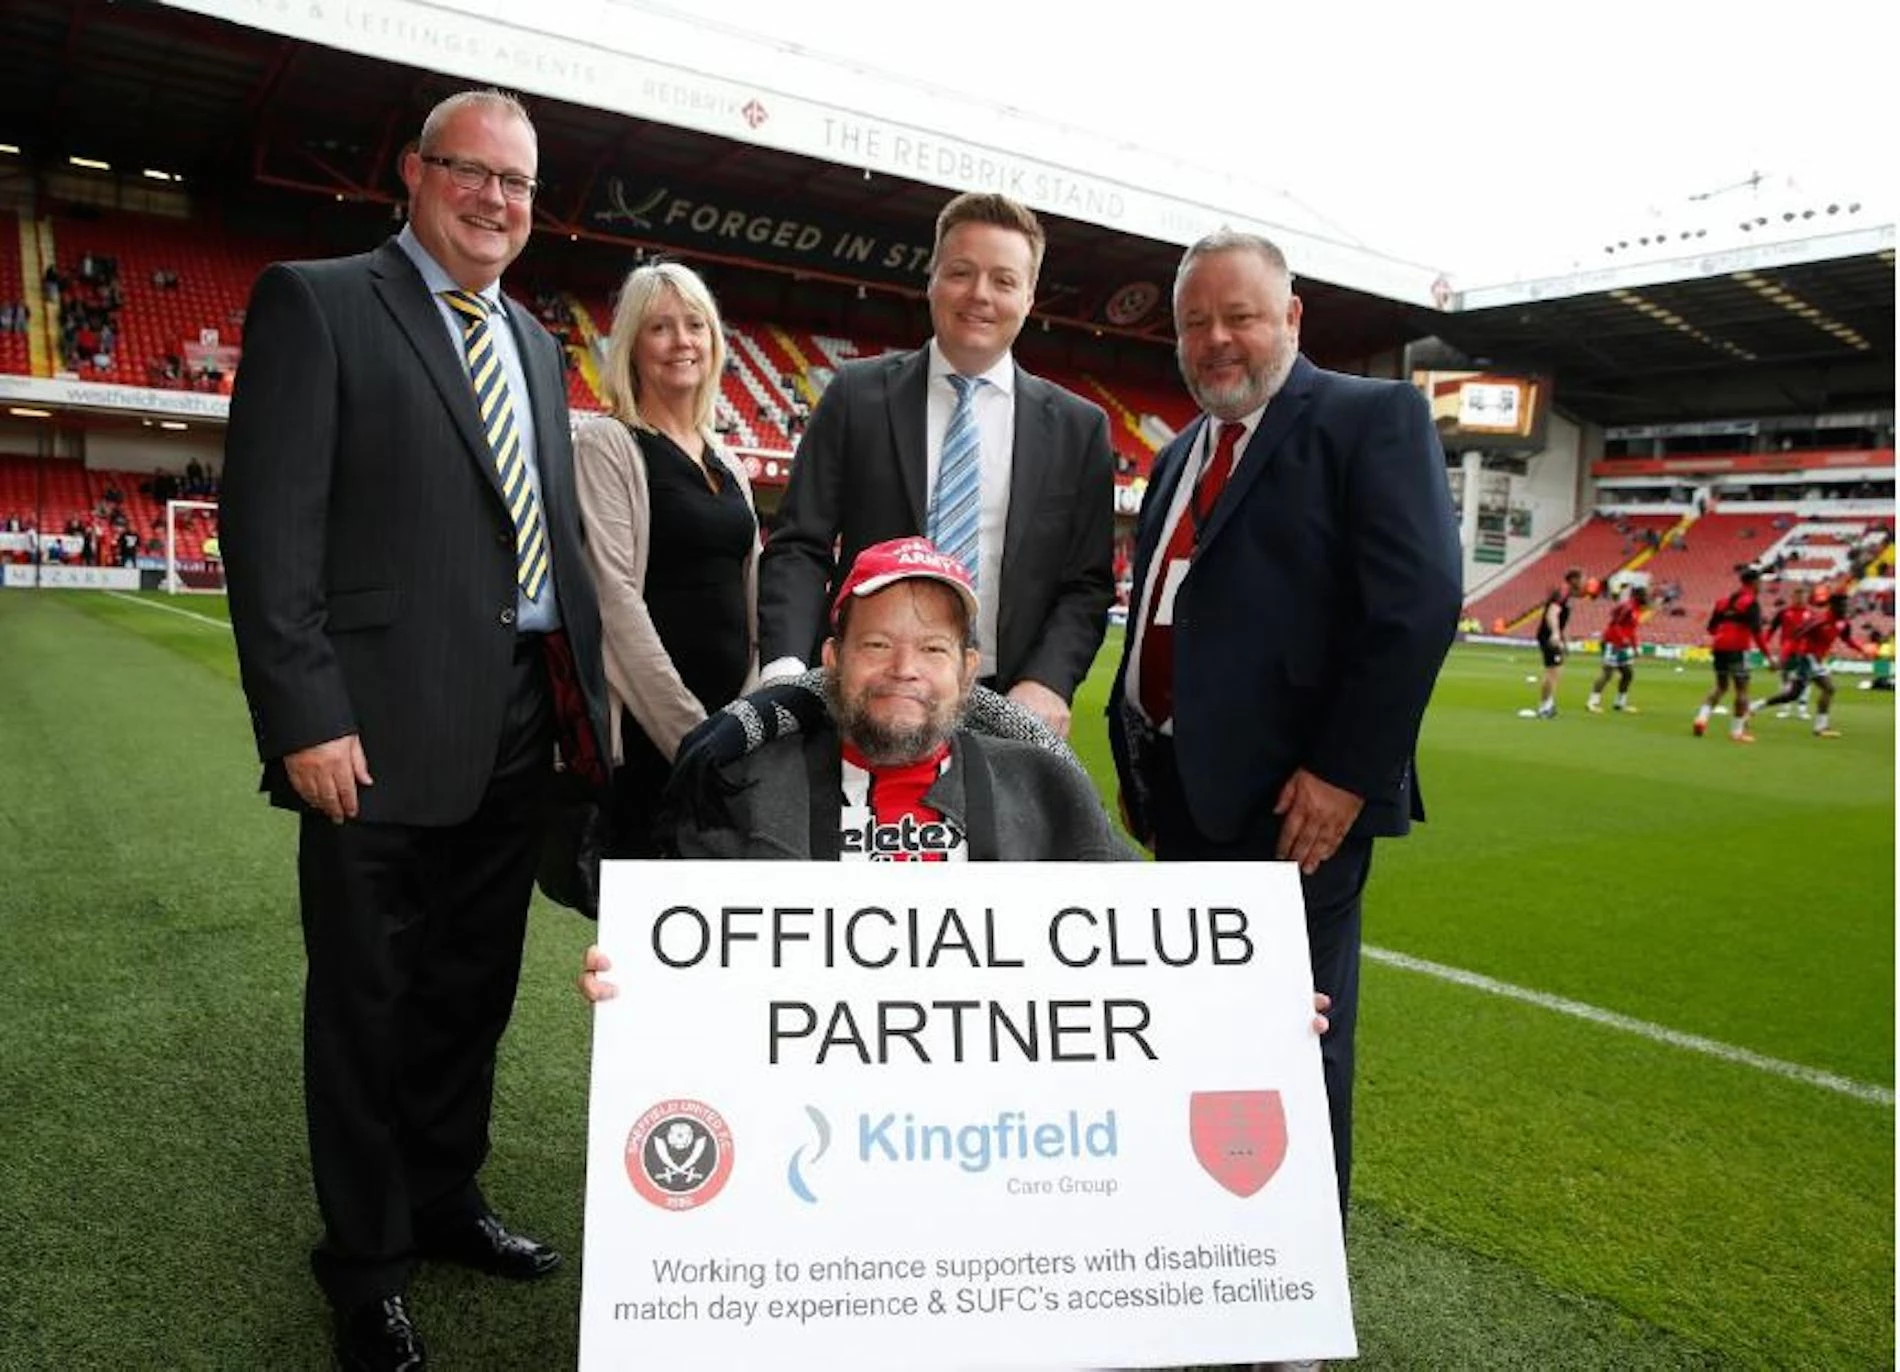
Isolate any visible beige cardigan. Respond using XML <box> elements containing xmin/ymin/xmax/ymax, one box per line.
<box><xmin>572</xmin><ymin>415</ymin><xmax>761</xmax><ymax>766</ymax></box>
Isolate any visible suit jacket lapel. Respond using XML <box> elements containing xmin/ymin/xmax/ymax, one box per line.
<box><xmin>1140</xmin><ymin>417</ymin><xmax>1203</xmax><ymax>563</ymax></box>
<box><xmin>1000</xmin><ymin>365</ymin><xmax>1054</xmax><ymax>606</ymax></box>
<box><xmin>1197</xmin><ymin>355</ymin><xmax>1316</xmax><ymax>552</ymax></box>
<box><xmin>886</xmin><ymin>347</ymin><xmax>932</xmax><ymax>528</ymax></box>
<box><xmin>1121</xmin><ymin>419</ymin><xmax>1201</xmax><ymax>640</ymax></box>
<box><xmin>368</xmin><ymin>239</ymin><xmax>504</xmax><ymax>501</ymax></box>
<box><xmin>500</xmin><ymin>297</ymin><xmax>568</xmax><ymax>516</ymax></box>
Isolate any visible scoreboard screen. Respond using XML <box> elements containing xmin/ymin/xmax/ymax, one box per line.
<box><xmin>1412</xmin><ymin>369</ymin><xmax>1551</xmax><ymax>452</ymax></box>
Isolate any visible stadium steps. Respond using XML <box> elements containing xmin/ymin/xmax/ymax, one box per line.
<box><xmin>722</xmin><ymin>326</ymin><xmax>793</xmax><ymax>448</ymax></box>
<box><xmin>2</xmin><ymin>212</ymin><xmax>47</xmax><ymax>377</ymax></box>
<box><xmin>737</xmin><ymin>323</ymin><xmax>804</xmax><ymax>408</ymax></box>
<box><xmin>1080</xmin><ymin>373</ymin><xmax>1159</xmax><ymax>459</ymax></box>
<box><xmin>1619</xmin><ymin>512</ymin><xmax>1697</xmax><ymax>572</ymax></box>
<box><xmin>806</xmin><ymin>331</ymin><xmax>863</xmax><ymax>377</ymax></box>
<box><xmin>766</xmin><ymin>325</ymin><xmax>817</xmax><ymax>402</ymax></box>
<box><xmin>34</xmin><ymin>219</ymin><xmax>63</xmax><ymax>376</ymax></box>
<box><xmin>559</xmin><ymin>291</ymin><xmax>607</xmax><ymax>408</ymax></box>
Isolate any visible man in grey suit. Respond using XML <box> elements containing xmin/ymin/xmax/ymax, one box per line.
<box><xmin>757</xmin><ymin>192</ymin><xmax>1117</xmax><ymax>738</ymax></box>
<box><xmin>222</xmin><ymin>89</ymin><xmax>608</xmax><ymax>1372</ymax></box>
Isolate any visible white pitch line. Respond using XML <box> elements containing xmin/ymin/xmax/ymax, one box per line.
<box><xmin>103</xmin><ymin>590</ymin><xmax>231</xmax><ymax>630</ymax></box>
<box><xmin>1365</xmin><ymin>945</ymin><xmax>1894</xmax><ymax>1107</ymax></box>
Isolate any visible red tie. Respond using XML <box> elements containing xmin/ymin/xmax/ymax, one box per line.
<box><xmin>1137</xmin><ymin>421</ymin><xmax>1245</xmax><ymax>727</ymax></box>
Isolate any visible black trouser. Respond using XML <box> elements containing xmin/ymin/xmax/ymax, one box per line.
<box><xmin>297</xmin><ymin>643</ymin><xmax>553</xmax><ymax>1308</ymax></box>
<box><xmin>608</xmin><ymin>708</ymin><xmax>673</xmax><ymax>859</ymax></box>
<box><xmin>1147</xmin><ymin>738</ymin><xmax>1372</xmax><ymax>1221</ymax></box>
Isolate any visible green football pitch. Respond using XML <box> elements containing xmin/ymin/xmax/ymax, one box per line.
<box><xmin>1</xmin><ymin>589</ymin><xmax>1891</xmax><ymax>1369</ymax></box>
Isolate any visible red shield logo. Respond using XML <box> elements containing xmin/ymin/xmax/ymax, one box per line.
<box><xmin>1189</xmin><ymin>1090</ymin><xmax>1287</xmax><ymax>1198</ymax></box>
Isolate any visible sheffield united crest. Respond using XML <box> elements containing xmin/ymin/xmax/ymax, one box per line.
<box><xmin>627</xmin><ymin>1099</ymin><xmax>734</xmax><ymax>1211</ymax></box>
<box><xmin>1189</xmin><ymin>1090</ymin><xmax>1287</xmax><ymax>1197</ymax></box>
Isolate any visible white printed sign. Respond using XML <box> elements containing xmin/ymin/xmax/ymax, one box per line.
<box><xmin>1</xmin><ymin>564</ymin><xmax>139</xmax><ymax>590</ymax></box>
<box><xmin>579</xmin><ymin>861</ymin><xmax>1354</xmax><ymax>1370</ymax></box>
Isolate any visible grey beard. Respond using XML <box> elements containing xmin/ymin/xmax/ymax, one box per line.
<box><xmin>822</xmin><ymin>669</ymin><xmax>965</xmax><ymax>767</ymax></box>
<box><xmin>1184</xmin><ymin>343</ymin><xmax>1298</xmax><ymax>420</ymax></box>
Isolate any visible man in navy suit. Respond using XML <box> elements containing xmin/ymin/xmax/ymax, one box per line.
<box><xmin>1108</xmin><ymin>230</ymin><xmax>1461</xmax><ymax>1220</ymax></box>
<box><xmin>757</xmin><ymin>192</ymin><xmax>1116</xmax><ymax>738</ymax></box>
<box><xmin>223</xmin><ymin>89</ymin><xmax>607</xmax><ymax>1372</ymax></box>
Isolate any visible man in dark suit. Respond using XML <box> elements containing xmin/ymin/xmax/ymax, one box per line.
<box><xmin>757</xmin><ymin>192</ymin><xmax>1116</xmax><ymax>737</ymax></box>
<box><xmin>222</xmin><ymin>89</ymin><xmax>607</xmax><ymax>1372</ymax></box>
<box><xmin>1108</xmin><ymin>230</ymin><xmax>1461</xmax><ymax>1225</ymax></box>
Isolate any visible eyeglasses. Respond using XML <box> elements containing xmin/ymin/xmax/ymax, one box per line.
<box><xmin>419</xmin><ymin>154</ymin><xmax>539</xmax><ymax>203</ymax></box>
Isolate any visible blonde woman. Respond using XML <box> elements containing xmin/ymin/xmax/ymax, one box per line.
<box><xmin>574</xmin><ymin>261</ymin><xmax>759</xmax><ymax>856</ymax></box>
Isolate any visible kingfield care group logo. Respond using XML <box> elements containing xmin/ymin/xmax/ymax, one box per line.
<box><xmin>776</xmin><ymin>1096</ymin><xmax>1288</xmax><ymax>1204</ymax></box>
<box><xmin>786</xmin><ymin>1105</ymin><xmax>832</xmax><ymax>1204</ymax></box>
<box><xmin>626</xmin><ymin>1099</ymin><xmax>733</xmax><ymax>1211</ymax></box>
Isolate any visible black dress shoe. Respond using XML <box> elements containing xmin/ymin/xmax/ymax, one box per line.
<box><xmin>335</xmin><ymin>1295</ymin><xmax>426</xmax><ymax>1372</ymax></box>
<box><xmin>416</xmin><ymin>1212</ymin><xmax>561</xmax><ymax>1280</ymax></box>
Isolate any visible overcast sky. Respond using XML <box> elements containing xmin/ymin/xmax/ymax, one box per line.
<box><xmin>667</xmin><ymin>0</ymin><xmax>1892</xmax><ymax>285</ymax></box>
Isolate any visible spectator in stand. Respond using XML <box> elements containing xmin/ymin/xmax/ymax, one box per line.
<box><xmin>1694</xmin><ymin>565</ymin><xmax>1770</xmax><ymax>742</ymax></box>
<box><xmin>757</xmin><ymin>191</ymin><xmax>1116</xmax><ymax>739</ymax></box>
<box><xmin>573</xmin><ymin>260</ymin><xmax>760</xmax><ymax>858</ymax></box>
<box><xmin>42</xmin><ymin>264</ymin><xmax>61</xmax><ymax>301</ymax></box>
<box><xmin>118</xmin><ymin>527</ymin><xmax>140</xmax><ymax>568</ymax></box>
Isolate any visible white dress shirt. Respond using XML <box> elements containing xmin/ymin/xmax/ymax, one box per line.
<box><xmin>1123</xmin><ymin>403</ymin><xmax>1265</xmax><ymax>731</ymax></box>
<box><xmin>925</xmin><ymin>339</ymin><xmax>1016</xmax><ymax>679</ymax></box>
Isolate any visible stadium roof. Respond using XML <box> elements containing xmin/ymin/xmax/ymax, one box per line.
<box><xmin>0</xmin><ymin>0</ymin><xmax>1425</xmax><ymax>365</ymax></box>
<box><xmin>0</xmin><ymin>0</ymin><xmax>1891</xmax><ymax>432</ymax></box>
<box><xmin>1422</xmin><ymin>239</ymin><xmax>1894</xmax><ymax>428</ymax></box>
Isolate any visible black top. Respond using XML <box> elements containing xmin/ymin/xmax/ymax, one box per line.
<box><xmin>1539</xmin><ymin>587</ymin><xmax>1572</xmax><ymax>642</ymax></box>
<box><xmin>638</xmin><ymin>428</ymin><xmax>755</xmax><ymax>717</ymax></box>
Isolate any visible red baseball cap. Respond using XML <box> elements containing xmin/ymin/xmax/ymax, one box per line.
<box><xmin>831</xmin><ymin>536</ymin><xmax>978</xmax><ymax>628</ymax></box>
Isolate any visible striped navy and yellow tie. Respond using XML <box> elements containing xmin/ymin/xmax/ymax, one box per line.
<box><xmin>441</xmin><ymin>289</ymin><xmax>548</xmax><ymax>601</ymax></box>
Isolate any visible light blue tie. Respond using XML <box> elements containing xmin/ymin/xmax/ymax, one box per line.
<box><xmin>928</xmin><ymin>374</ymin><xmax>982</xmax><ymax>587</ymax></box>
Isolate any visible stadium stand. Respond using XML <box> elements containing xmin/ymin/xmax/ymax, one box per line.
<box><xmin>0</xmin><ymin>453</ymin><xmax>227</xmax><ymax>568</ymax></box>
<box><xmin>43</xmin><ymin>211</ymin><xmax>288</xmax><ymax>388</ymax></box>
<box><xmin>1469</xmin><ymin>506</ymin><xmax>1898</xmax><ymax>648</ymax></box>
<box><xmin>0</xmin><ymin>454</ymin><xmax>91</xmax><ymax>557</ymax></box>
<box><xmin>0</xmin><ymin>211</ymin><xmax>31</xmax><ymax>377</ymax></box>
<box><xmin>1464</xmin><ymin>514</ymin><xmax>1676</xmax><ymax>634</ymax></box>
<box><xmin>94</xmin><ymin>466</ymin><xmax>212</xmax><ymax>566</ymax></box>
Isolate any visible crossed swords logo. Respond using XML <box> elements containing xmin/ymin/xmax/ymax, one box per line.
<box><xmin>648</xmin><ymin>1119</ymin><xmax>710</xmax><ymax>1187</ymax></box>
<box><xmin>598</xmin><ymin>178</ymin><xmax>668</xmax><ymax>230</ymax></box>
